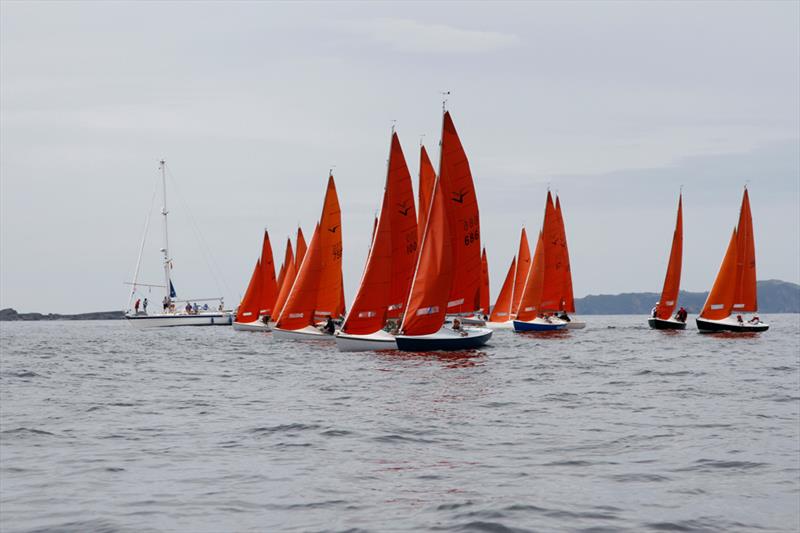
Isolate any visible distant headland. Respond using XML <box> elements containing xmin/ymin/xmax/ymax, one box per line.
<box><xmin>0</xmin><ymin>279</ymin><xmax>797</xmax><ymax>321</ymax></box>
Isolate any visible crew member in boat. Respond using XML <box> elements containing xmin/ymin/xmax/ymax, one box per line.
<box><xmin>651</xmin><ymin>306</ymin><xmax>658</xmax><ymax>318</ymax></box>
<box><xmin>323</xmin><ymin>315</ymin><xmax>335</xmax><ymax>335</ymax></box>
<box><xmin>675</xmin><ymin>307</ymin><xmax>688</xmax><ymax>322</ymax></box>
<box><xmin>558</xmin><ymin>310</ymin><xmax>571</xmax><ymax>322</ymax></box>
<box><xmin>736</xmin><ymin>314</ymin><xmax>744</xmax><ymax>325</ymax></box>
<box><xmin>143</xmin><ymin>298</ymin><xmax>148</xmax><ymax>314</ymax></box>
<box><xmin>749</xmin><ymin>315</ymin><xmax>761</xmax><ymax>324</ymax></box>
<box><xmin>163</xmin><ymin>296</ymin><xmax>170</xmax><ymax>311</ymax></box>
<box><xmin>185</xmin><ymin>302</ymin><xmax>193</xmax><ymax>314</ymax></box>
<box><xmin>452</xmin><ymin>318</ymin><xmax>462</xmax><ymax>331</ymax></box>
<box><xmin>134</xmin><ymin>298</ymin><xmax>141</xmax><ymax>314</ymax></box>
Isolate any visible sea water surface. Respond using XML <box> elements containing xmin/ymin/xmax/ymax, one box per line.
<box><xmin>1</xmin><ymin>315</ymin><xmax>798</xmax><ymax>532</ymax></box>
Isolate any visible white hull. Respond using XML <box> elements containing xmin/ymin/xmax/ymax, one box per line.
<box><xmin>335</xmin><ymin>329</ymin><xmax>398</xmax><ymax>352</ymax></box>
<box><xmin>485</xmin><ymin>320</ymin><xmax>514</xmax><ymax>330</ymax></box>
<box><xmin>125</xmin><ymin>312</ymin><xmax>233</xmax><ymax>328</ymax></box>
<box><xmin>232</xmin><ymin>320</ymin><xmax>272</xmax><ymax>332</ymax></box>
<box><xmin>696</xmin><ymin>315</ymin><xmax>769</xmax><ymax>333</ymax></box>
<box><xmin>272</xmin><ymin>325</ymin><xmax>335</xmax><ymax>341</ymax></box>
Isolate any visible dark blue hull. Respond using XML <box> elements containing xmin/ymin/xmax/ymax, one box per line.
<box><xmin>395</xmin><ymin>330</ymin><xmax>492</xmax><ymax>351</ymax></box>
<box><xmin>648</xmin><ymin>317</ymin><xmax>687</xmax><ymax>330</ymax></box>
<box><xmin>696</xmin><ymin>317</ymin><xmax>769</xmax><ymax>333</ymax></box>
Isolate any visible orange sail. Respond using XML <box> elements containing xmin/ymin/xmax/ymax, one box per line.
<box><xmin>315</xmin><ymin>175</ymin><xmax>345</xmax><ymax>320</ymax></box>
<box><xmin>554</xmin><ymin>196</ymin><xmax>575</xmax><ymax>313</ymax></box>
<box><xmin>276</xmin><ymin>224</ymin><xmax>322</xmax><ymax>329</ymax></box>
<box><xmin>417</xmin><ymin>145</ymin><xmax>436</xmax><ymax>246</ymax></box>
<box><xmin>344</xmin><ymin>132</ymin><xmax>418</xmax><ymax>335</ymax></box>
<box><xmin>439</xmin><ymin>111</ymin><xmax>481</xmax><ymax>314</ymax></box>
<box><xmin>480</xmin><ymin>248</ymin><xmax>490</xmax><ymax>314</ymax></box>
<box><xmin>272</xmin><ymin>237</ymin><xmax>296</xmax><ymax>321</ymax></box>
<box><xmin>511</xmin><ymin>228</ymin><xmax>531</xmax><ymax>315</ymax></box>
<box><xmin>257</xmin><ymin>230</ymin><xmax>278</xmax><ymax>316</ymax></box>
<box><xmin>700</xmin><ymin>229</ymin><xmax>739</xmax><ymax>320</ymax></box>
<box><xmin>400</xmin><ymin>172</ymin><xmax>453</xmax><ymax>336</ymax></box>
<box><xmin>733</xmin><ymin>189</ymin><xmax>757</xmax><ymax>312</ymax></box>
<box><xmin>489</xmin><ymin>256</ymin><xmax>516</xmax><ymax>322</ymax></box>
<box><xmin>296</xmin><ymin>227</ymin><xmax>307</xmax><ymax>269</ymax></box>
<box><xmin>655</xmin><ymin>195</ymin><xmax>683</xmax><ymax>320</ymax></box>
<box><xmin>276</xmin><ymin>262</ymin><xmax>286</xmax><ymax>294</ymax></box>
<box><xmin>236</xmin><ymin>258</ymin><xmax>262</xmax><ymax>322</ymax></box>
<box><xmin>516</xmin><ymin>231</ymin><xmax>545</xmax><ymax>321</ymax></box>
<box><xmin>540</xmin><ymin>192</ymin><xmax>562</xmax><ymax>312</ymax></box>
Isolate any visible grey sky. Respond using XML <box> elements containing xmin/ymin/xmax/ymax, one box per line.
<box><xmin>1</xmin><ymin>1</ymin><xmax>798</xmax><ymax>314</ymax></box>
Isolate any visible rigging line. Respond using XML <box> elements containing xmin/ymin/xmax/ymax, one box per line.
<box><xmin>164</xmin><ymin>165</ymin><xmax>233</xmax><ymax>299</ymax></box>
<box><xmin>127</xmin><ymin>173</ymin><xmax>159</xmax><ymax>311</ymax></box>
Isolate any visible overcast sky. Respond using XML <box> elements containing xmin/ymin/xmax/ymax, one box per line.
<box><xmin>1</xmin><ymin>1</ymin><xmax>798</xmax><ymax>314</ymax></box>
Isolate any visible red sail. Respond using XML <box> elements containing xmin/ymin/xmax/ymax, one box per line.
<box><xmin>314</xmin><ymin>175</ymin><xmax>345</xmax><ymax>320</ymax></box>
<box><xmin>417</xmin><ymin>145</ymin><xmax>436</xmax><ymax>247</ymax></box>
<box><xmin>235</xmin><ymin>258</ymin><xmax>262</xmax><ymax>322</ymax></box>
<box><xmin>555</xmin><ymin>196</ymin><xmax>575</xmax><ymax>313</ymax></box>
<box><xmin>400</xmin><ymin>172</ymin><xmax>453</xmax><ymax>336</ymax></box>
<box><xmin>480</xmin><ymin>248</ymin><xmax>490</xmax><ymax>314</ymax></box>
<box><xmin>276</xmin><ymin>262</ymin><xmax>286</xmax><ymax>294</ymax></box>
<box><xmin>733</xmin><ymin>188</ymin><xmax>757</xmax><ymax>312</ymax></box>
<box><xmin>272</xmin><ymin>238</ymin><xmax>295</xmax><ymax>320</ymax></box>
<box><xmin>257</xmin><ymin>230</ymin><xmax>278</xmax><ymax>316</ymax></box>
<box><xmin>516</xmin><ymin>231</ymin><xmax>545</xmax><ymax>321</ymax></box>
<box><xmin>540</xmin><ymin>192</ymin><xmax>562</xmax><ymax>312</ymax></box>
<box><xmin>655</xmin><ymin>195</ymin><xmax>683</xmax><ymax>320</ymax></box>
<box><xmin>276</xmin><ymin>224</ymin><xmax>322</xmax><ymax>329</ymax></box>
<box><xmin>295</xmin><ymin>227</ymin><xmax>307</xmax><ymax>270</ymax></box>
<box><xmin>439</xmin><ymin>111</ymin><xmax>481</xmax><ymax>314</ymax></box>
<box><xmin>511</xmin><ymin>227</ymin><xmax>531</xmax><ymax>315</ymax></box>
<box><xmin>489</xmin><ymin>256</ymin><xmax>516</xmax><ymax>322</ymax></box>
<box><xmin>700</xmin><ymin>229</ymin><xmax>739</xmax><ymax>320</ymax></box>
<box><xmin>344</xmin><ymin>132</ymin><xmax>418</xmax><ymax>334</ymax></box>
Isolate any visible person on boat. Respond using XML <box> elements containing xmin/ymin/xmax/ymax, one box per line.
<box><xmin>261</xmin><ymin>314</ymin><xmax>270</xmax><ymax>325</ymax></box>
<box><xmin>676</xmin><ymin>307</ymin><xmax>688</xmax><ymax>322</ymax></box>
<box><xmin>736</xmin><ymin>314</ymin><xmax>744</xmax><ymax>325</ymax></box>
<box><xmin>185</xmin><ymin>302</ymin><xmax>192</xmax><ymax>314</ymax></box>
<box><xmin>134</xmin><ymin>298</ymin><xmax>141</xmax><ymax>314</ymax></box>
<box><xmin>143</xmin><ymin>298</ymin><xmax>148</xmax><ymax>314</ymax></box>
<box><xmin>163</xmin><ymin>296</ymin><xmax>170</xmax><ymax>311</ymax></box>
<box><xmin>323</xmin><ymin>315</ymin><xmax>335</xmax><ymax>335</ymax></box>
<box><xmin>558</xmin><ymin>311</ymin><xmax>571</xmax><ymax>322</ymax></box>
<box><xmin>193</xmin><ymin>302</ymin><xmax>199</xmax><ymax>314</ymax></box>
<box><xmin>202</xmin><ymin>303</ymin><xmax>209</xmax><ymax>311</ymax></box>
<box><xmin>749</xmin><ymin>315</ymin><xmax>761</xmax><ymax>324</ymax></box>
<box><xmin>452</xmin><ymin>318</ymin><xmax>462</xmax><ymax>331</ymax></box>
<box><xmin>218</xmin><ymin>300</ymin><xmax>224</xmax><ymax>311</ymax></box>
<box><xmin>651</xmin><ymin>306</ymin><xmax>658</xmax><ymax>318</ymax></box>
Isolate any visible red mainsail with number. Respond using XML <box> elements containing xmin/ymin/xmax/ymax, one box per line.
<box><xmin>655</xmin><ymin>195</ymin><xmax>683</xmax><ymax>320</ymax></box>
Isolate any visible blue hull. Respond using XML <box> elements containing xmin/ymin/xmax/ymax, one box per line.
<box><xmin>395</xmin><ymin>330</ymin><xmax>492</xmax><ymax>352</ymax></box>
<box><xmin>513</xmin><ymin>320</ymin><xmax>567</xmax><ymax>332</ymax></box>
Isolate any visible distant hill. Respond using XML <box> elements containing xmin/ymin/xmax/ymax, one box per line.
<box><xmin>0</xmin><ymin>308</ymin><xmax>125</xmax><ymax>321</ymax></box>
<box><xmin>575</xmin><ymin>279</ymin><xmax>800</xmax><ymax>315</ymax></box>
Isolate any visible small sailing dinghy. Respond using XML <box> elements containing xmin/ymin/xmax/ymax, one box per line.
<box><xmin>233</xmin><ymin>230</ymin><xmax>278</xmax><ymax>331</ymax></box>
<box><xmin>648</xmin><ymin>194</ymin><xmax>687</xmax><ymax>330</ymax></box>
<box><xmin>125</xmin><ymin>160</ymin><xmax>232</xmax><ymax>328</ymax></box>
<box><xmin>396</xmin><ymin>111</ymin><xmax>492</xmax><ymax>351</ymax></box>
<box><xmin>336</xmin><ymin>130</ymin><xmax>418</xmax><ymax>352</ymax></box>
<box><xmin>696</xmin><ymin>188</ymin><xmax>768</xmax><ymax>333</ymax></box>
<box><xmin>273</xmin><ymin>175</ymin><xmax>346</xmax><ymax>341</ymax></box>
<box><xmin>513</xmin><ymin>228</ymin><xmax>568</xmax><ymax>332</ymax></box>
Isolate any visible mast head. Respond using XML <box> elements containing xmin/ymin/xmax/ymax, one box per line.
<box><xmin>440</xmin><ymin>90</ymin><xmax>450</xmax><ymax>112</ymax></box>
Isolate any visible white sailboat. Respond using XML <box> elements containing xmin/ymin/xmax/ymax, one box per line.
<box><xmin>125</xmin><ymin>160</ymin><xmax>233</xmax><ymax>328</ymax></box>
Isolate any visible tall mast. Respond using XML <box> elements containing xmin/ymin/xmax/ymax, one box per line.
<box><xmin>160</xmin><ymin>159</ymin><xmax>171</xmax><ymax>300</ymax></box>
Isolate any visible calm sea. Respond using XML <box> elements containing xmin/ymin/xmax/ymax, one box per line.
<box><xmin>1</xmin><ymin>316</ymin><xmax>798</xmax><ymax>533</ymax></box>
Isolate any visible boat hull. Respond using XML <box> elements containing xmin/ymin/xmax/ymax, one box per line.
<box><xmin>125</xmin><ymin>312</ymin><xmax>233</xmax><ymax>328</ymax></box>
<box><xmin>396</xmin><ymin>327</ymin><xmax>492</xmax><ymax>352</ymax></box>
<box><xmin>273</xmin><ymin>325</ymin><xmax>335</xmax><ymax>341</ymax></box>
<box><xmin>485</xmin><ymin>320</ymin><xmax>514</xmax><ymax>330</ymax></box>
<box><xmin>232</xmin><ymin>320</ymin><xmax>272</xmax><ymax>332</ymax></box>
<box><xmin>513</xmin><ymin>318</ymin><xmax>568</xmax><ymax>332</ymax></box>
<box><xmin>648</xmin><ymin>317</ymin><xmax>687</xmax><ymax>330</ymax></box>
<box><xmin>335</xmin><ymin>330</ymin><xmax>397</xmax><ymax>351</ymax></box>
<box><xmin>696</xmin><ymin>316</ymin><xmax>769</xmax><ymax>333</ymax></box>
